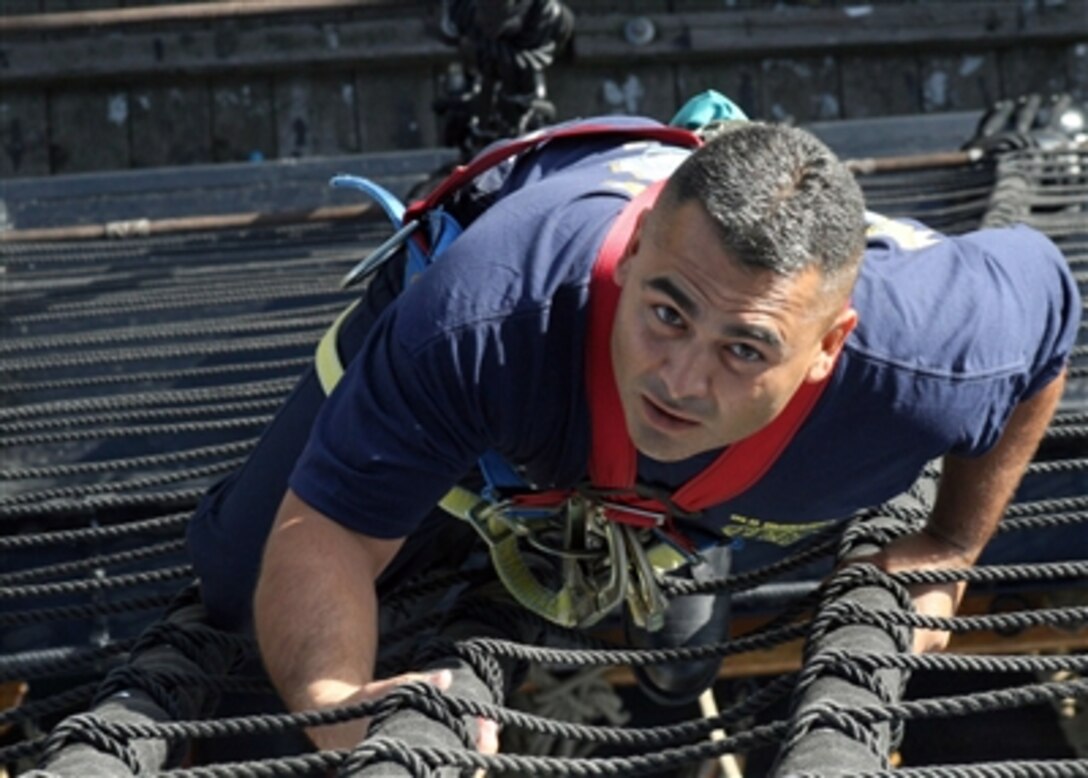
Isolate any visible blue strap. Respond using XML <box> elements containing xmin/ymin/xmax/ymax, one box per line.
<box><xmin>406</xmin><ymin>210</ymin><xmax>464</xmax><ymax>281</ymax></box>
<box><xmin>330</xmin><ymin>174</ymin><xmax>406</xmax><ymax>227</ymax></box>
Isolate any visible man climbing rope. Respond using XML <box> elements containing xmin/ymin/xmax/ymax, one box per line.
<box><xmin>185</xmin><ymin>109</ymin><xmax>1080</xmax><ymax>756</ymax></box>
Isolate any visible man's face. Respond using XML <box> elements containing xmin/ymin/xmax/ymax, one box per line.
<box><xmin>611</xmin><ymin>197</ymin><xmax>858</xmax><ymax>463</ymax></box>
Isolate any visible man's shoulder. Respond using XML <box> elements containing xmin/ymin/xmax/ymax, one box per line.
<box><xmin>391</xmin><ymin>190</ymin><xmax>624</xmax><ymax>356</ymax></box>
<box><xmin>851</xmin><ymin>220</ymin><xmax>1070</xmax><ymax>381</ymax></box>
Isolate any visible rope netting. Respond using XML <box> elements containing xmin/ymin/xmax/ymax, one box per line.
<box><xmin>0</xmin><ymin>147</ymin><xmax>1086</xmax><ymax>777</ymax></box>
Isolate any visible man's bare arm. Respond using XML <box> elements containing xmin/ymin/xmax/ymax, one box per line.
<box><xmin>254</xmin><ymin>488</ymin><xmax>415</xmax><ymax>750</ymax></box>
<box><xmin>873</xmin><ymin>369</ymin><xmax>1067</xmax><ymax>651</ymax></box>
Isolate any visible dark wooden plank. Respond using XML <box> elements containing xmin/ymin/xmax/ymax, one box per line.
<box><xmin>273</xmin><ymin>73</ymin><xmax>359</xmax><ymax>159</ymax></box>
<box><xmin>0</xmin><ymin>89</ymin><xmax>50</xmax><ymax>178</ymax></box>
<box><xmin>2</xmin><ymin>1</ymin><xmax>43</xmax><ymax>14</ymax></box>
<box><xmin>548</xmin><ymin>64</ymin><xmax>677</xmax><ymax>124</ymax></box>
<box><xmin>1000</xmin><ymin>44</ymin><xmax>1071</xmax><ymax>99</ymax></box>
<box><xmin>6</xmin><ymin>3</ymin><xmax>1087</xmax><ymax>86</ymax></box>
<box><xmin>356</xmin><ymin>65</ymin><xmax>437</xmax><ymax>152</ymax></box>
<box><xmin>840</xmin><ymin>54</ymin><xmax>920</xmax><ymax>119</ymax></box>
<box><xmin>674</xmin><ymin>61</ymin><xmax>763</xmax><ymax>121</ymax></box>
<box><xmin>47</xmin><ymin>87</ymin><xmax>130</xmax><ymax>174</ymax></box>
<box><xmin>40</xmin><ymin>0</ymin><xmax>118</xmax><ymax>10</ymax></box>
<box><xmin>210</xmin><ymin>77</ymin><xmax>277</xmax><ymax>163</ymax></box>
<box><xmin>920</xmin><ymin>51</ymin><xmax>1000</xmax><ymax>113</ymax></box>
<box><xmin>761</xmin><ymin>56</ymin><xmax>841</xmax><ymax>124</ymax></box>
<box><xmin>129</xmin><ymin>81</ymin><xmax>212</xmax><ymax>168</ymax></box>
<box><xmin>566</xmin><ymin>0</ymin><xmax>668</xmax><ymax>13</ymax></box>
<box><xmin>575</xmin><ymin>3</ymin><xmax>1088</xmax><ymax>62</ymax></box>
<box><xmin>0</xmin><ymin>14</ymin><xmax>450</xmax><ymax>85</ymax></box>
<box><xmin>806</xmin><ymin>111</ymin><xmax>980</xmax><ymax>159</ymax></box>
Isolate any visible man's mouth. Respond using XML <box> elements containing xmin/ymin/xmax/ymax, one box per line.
<box><xmin>640</xmin><ymin>394</ymin><xmax>699</xmax><ymax>431</ymax></box>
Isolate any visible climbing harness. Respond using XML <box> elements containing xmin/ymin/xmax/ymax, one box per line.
<box><xmin>315</xmin><ymin>97</ymin><xmax>832</xmax><ymax>630</ymax></box>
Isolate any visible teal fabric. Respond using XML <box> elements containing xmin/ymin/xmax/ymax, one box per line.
<box><xmin>669</xmin><ymin>89</ymin><xmax>748</xmax><ymax>129</ymax></box>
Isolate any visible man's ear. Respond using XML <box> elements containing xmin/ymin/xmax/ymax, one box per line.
<box><xmin>804</xmin><ymin>306</ymin><xmax>858</xmax><ymax>383</ymax></box>
<box><xmin>615</xmin><ymin>207</ymin><xmax>650</xmax><ymax>286</ymax></box>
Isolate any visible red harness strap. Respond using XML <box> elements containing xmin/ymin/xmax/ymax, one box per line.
<box><xmin>580</xmin><ymin>179</ymin><xmax>835</xmax><ymax>534</ymax></box>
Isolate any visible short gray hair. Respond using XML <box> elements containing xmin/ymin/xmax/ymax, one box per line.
<box><xmin>662</xmin><ymin>122</ymin><xmax>866</xmax><ymax>284</ymax></box>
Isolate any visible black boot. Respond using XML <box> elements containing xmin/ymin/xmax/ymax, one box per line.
<box><xmin>624</xmin><ymin>544</ymin><xmax>732</xmax><ymax>706</ymax></box>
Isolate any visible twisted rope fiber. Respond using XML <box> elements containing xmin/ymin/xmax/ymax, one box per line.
<box><xmin>0</xmin><ymin>377</ymin><xmax>295</xmax><ymax>421</ymax></box>
<box><xmin>821</xmin><ymin>600</ymin><xmax>1088</xmax><ymax>633</ymax></box>
<box><xmin>361</xmin><ymin>682</ymin><xmax>477</xmax><ymax>760</ymax></box>
<box><xmin>5</xmin><ymin>284</ymin><xmax>348</xmax><ymax>327</ymax></box>
<box><xmin>67</xmin><ymin>273</ymin><xmax>346</xmax><ymax>309</ymax></box>
<box><xmin>878</xmin><ymin>494</ymin><xmax>1088</xmax><ymax>523</ymax></box>
<box><xmin>62</xmin><ymin>263</ymin><xmax>345</xmax><ymax>298</ymax></box>
<box><xmin>0</xmin><ymin>591</ymin><xmax>179</xmax><ymax>627</ymax></box>
<box><xmin>811</xmin><ymin>648</ymin><xmax>1088</xmax><ymax>675</ymax></box>
<box><xmin>0</xmin><ymin>331</ymin><xmax>322</xmax><ymax>373</ymax></box>
<box><xmin>99</xmin><ymin>679</ymin><xmax>1088</xmax><ymax>778</ymax></box>
<box><xmin>999</xmin><ymin>510</ymin><xmax>1088</xmax><ymax>532</ymax></box>
<box><xmin>131</xmin><ymin>620</ymin><xmax>255</xmax><ymax>661</ymax></box>
<box><xmin>0</xmin><ymin>222</ymin><xmax>376</xmax><ymax>265</ymax></box>
<box><xmin>6</xmin><ymin>673</ymin><xmax>798</xmax><ymax>753</ymax></box>
<box><xmin>0</xmin><ymin>362</ymin><xmax>305</xmax><ymax>397</ymax></box>
<box><xmin>0</xmin><ymin>564</ymin><xmax>194</xmax><ymax>601</ymax></box>
<box><xmin>25</xmin><ymin>693</ymin><xmax>792</xmax><ymax>776</ymax></box>
<box><xmin>0</xmin><ymin>462</ymin><xmax>240</xmax><ymax>507</ymax></box>
<box><xmin>0</xmin><ymin>397</ymin><xmax>282</xmax><ymax>434</ymax></box>
<box><xmin>0</xmin><ymin>671</ymin><xmax>268</xmax><ymax>731</ymax></box>
<box><xmin>0</xmin><ymin>512</ymin><xmax>190</xmax><ymax>550</ymax></box>
<box><xmin>39</xmin><ymin>712</ymin><xmax>145</xmax><ymax>774</ymax></box>
<box><xmin>35</xmin><ymin>275</ymin><xmax>335</xmax><ymax>311</ymax></box>
<box><xmin>430</xmin><ymin>621</ymin><xmax>811</xmax><ymax>667</ymax></box>
<box><xmin>662</xmin><ymin>525</ymin><xmax>843</xmax><ymax>596</ymax></box>
<box><xmin>412</xmin><ymin>601</ymin><xmax>519</xmax><ymax>706</ymax></box>
<box><xmin>0</xmin><ymin>538</ymin><xmax>187</xmax><ymax>585</ymax></box>
<box><xmin>0</xmin><ymin>681</ymin><xmax>97</xmax><ymax>727</ymax></box>
<box><xmin>1045</xmin><ymin>425</ymin><xmax>1088</xmax><ymax>440</ymax></box>
<box><xmin>1023</xmin><ymin>457</ymin><xmax>1088</xmax><ymax>475</ymax></box>
<box><xmin>0</xmin><ymin>640</ymin><xmax>135</xmax><ymax>683</ymax></box>
<box><xmin>893</xmin><ymin>559</ymin><xmax>1088</xmax><ymax>586</ymax></box>
<box><xmin>781</xmin><ymin>563</ymin><xmax>913</xmax><ymax>764</ymax></box>
<box><xmin>0</xmin><ymin>487</ymin><xmax>203</xmax><ymax>520</ymax></box>
<box><xmin>0</xmin><ymin>441</ymin><xmax>251</xmax><ymax>476</ymax></box>
<box><xmin>0</xmin><ymin>312</ymin><xmax>337</xmax><ymax>356</ymax></box>
<box><xmin>1</xmin><ymin>418</ymin><xmax>267</xmax><ymax>447</ymax></box>
<box><xmin>1</xmin><ymin>285</ymin><xmax>346</xmax><ymax>327</ymax></box>
<box><xmin>817</xmin><ymin>759</ymin><xmax>1088</xmax><ymax>777</ymax></box>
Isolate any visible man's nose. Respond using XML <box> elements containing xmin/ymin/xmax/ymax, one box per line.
<box><xmin>658</xmin><ymin>343</ymin><xmax>712</xmax><ymax>401</ymax></box>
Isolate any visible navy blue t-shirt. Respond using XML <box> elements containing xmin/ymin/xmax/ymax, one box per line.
<box><xmin>289</xmin><ymin>131</ymin><xmax>1080</xmax><ymax>547</ymax></box>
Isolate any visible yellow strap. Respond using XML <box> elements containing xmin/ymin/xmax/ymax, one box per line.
<box><xmin>315</xmin><ymin>299</ymin><xmax>361</xmax><ymax>395</ymax></box>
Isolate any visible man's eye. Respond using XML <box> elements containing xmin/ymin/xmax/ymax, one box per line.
<box><xmin>652</xmin><ymin>305</ymin><xmax>684</xmax><ymax>328</ymax></box>
<box><xmin>728</xmin><ymin>343</ymin><xmax>764</xmax><ymax>363</ymax></box>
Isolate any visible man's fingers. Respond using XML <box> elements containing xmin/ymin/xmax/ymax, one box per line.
<box><xmin>476</xmin><ymin>717</ymin><xmax>500</xmax><ymax>754</ymax></box>
<box><xmin>912</xmin><ymin>626</ymin><xmax>952</xmax><ymax>654</ymax></box>
<box><xmin>363</xmin><ymin>668</ymin><xmax>453</xmax><ymax>697</ymax></box>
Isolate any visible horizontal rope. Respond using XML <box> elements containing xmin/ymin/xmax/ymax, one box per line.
<box><xmin>0</xmin><ymin>512</ymin><xmax>190</xmax><ymax>550</ymax></box>
<box><xmin>0</xmin><ymin>538</ymin><xmax>187</xmax><ymax>584</ymax></box>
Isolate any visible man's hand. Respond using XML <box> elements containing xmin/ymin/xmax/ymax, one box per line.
<box><xmin>306</xmin><ymin>669</ymin><xmax>500</xmax><ymax>754</ymax></box>
<box><xmin>255</xmin><ymin>492</ymin><xmax>501</xmax><ymax>757</ymax></box>
<box><xmin>857</xmin><ymin>370</ymin><xmax>1066</xmax><ymax>653</ymax></box>
<box><xmin>860</xmin><ymin>528</ymin><xmax>972</xmax><ymax>653</ymax></box>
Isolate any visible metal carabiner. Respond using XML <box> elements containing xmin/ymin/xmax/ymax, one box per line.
<box><xmin>621</xmin><ymin>524</ymin><xmax>670</xmax><ymax>632</ymax></box>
